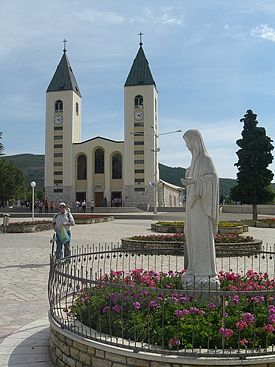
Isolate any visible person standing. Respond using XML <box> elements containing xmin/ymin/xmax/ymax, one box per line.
<box><xmin>44</xmin><ymin>199</ymin><xmax>49</xmax><ymax>213</ymax></box>
<box><xmin>90</xmin><ymin>199</ymin><xmax>95</xmax><ymax>213</ymax></box>
<box><xmin>38</xmin><ymin>201</ymin><xmax>43</xmax><ymax>214</ymax></box>
<box><xmin>81</xmin><ymin>200</ymin><xmax>86</xmax><ymax>213</ymax></box>
<box><xmin>52</xmin><ymin>203</ymin><xmax>75</xmax><ymax>259</ymax></box>
<box><xmin>50</xmin><ymin>201</ymin><xmax>55</xmax><ymax>213</ymax></box>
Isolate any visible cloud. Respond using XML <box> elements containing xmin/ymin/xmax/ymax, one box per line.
<box><xmin>78</xmin><ymin>10</ymin><xmax>127</xmax><ymax>24</ymax></box>
<box><xmin>78</xmin><ymin>7</ymin><xmax>183</xmax><ymax>26</ymax></box>
<box><xmin>250</xmin><ymin>24</ymin><xmax>275</xmax><ymax>42</ymax></box>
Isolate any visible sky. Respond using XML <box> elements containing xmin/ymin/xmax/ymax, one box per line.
<box><xmin>1</xmin><ymin>0</ymin><xmax>275</xmax><ymax>178</ymax></box>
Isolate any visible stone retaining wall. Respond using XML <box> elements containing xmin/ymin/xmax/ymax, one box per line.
<box><xmin>151</xmin><ymin>224</ymin><xmax>249</xmax><ymax>234</ymax></box>
<box><xmin>120</xmin><ymin>238</ymin><xmax>263</xmax><ymax>257</ymax></box>
<box><xmin>74</xmin><ymin>216</ymin><xmax>114</xmax><ymax>225</ymax></box>
<box><xmin>1</xmin><ymin>222</ymin><xmax>52</xmax><ymax>233</ymax></box>
<box><xmin>49</xmin><ymin>316</ymin><xmax>275</xmax><ymax>367</ymax></box>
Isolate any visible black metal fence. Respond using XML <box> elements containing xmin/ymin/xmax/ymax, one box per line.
<box><xmin>48</xmin><ymin>243</ymin><xmax>275</xmax><ymax>358</ymax></box>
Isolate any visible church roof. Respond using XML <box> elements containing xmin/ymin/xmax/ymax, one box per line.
<box><xmin>125</xmin><ymin>45</ymin><xmax>156</xmax><ymax>87</ymax></box>
<box><xmin>47</xmin><ymin>51</ymin><xmax>81</xmax><ymax>97</ymax></box>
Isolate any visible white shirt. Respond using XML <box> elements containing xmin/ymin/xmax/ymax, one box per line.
<box><xmin>52</xmin><ymin>211</ymin><xmax>75</xmax><ymax>232</ymax></box>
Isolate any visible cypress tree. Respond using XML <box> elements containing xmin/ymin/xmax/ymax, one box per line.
<box><xmin>231</xmin><ymin>110</ymin><xmax>274</xmax><ymax>220</ymax></box>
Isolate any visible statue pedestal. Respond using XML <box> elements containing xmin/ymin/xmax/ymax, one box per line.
<box><xmin>181</xmin><ymin>273</ymin><xmax>220</xmax><ymax>291</ymax></box>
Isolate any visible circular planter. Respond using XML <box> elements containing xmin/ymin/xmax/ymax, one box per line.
<box><xmin>218</xmin><ymin>226</ymin><xmax>243</xmax><ymax>234</ymax></box>
<box><xmin>121</xmin><ymin>237</ymin><xmax>263</xmax><ymax>257</ymax></box>
<box><xmin>74</xmin><ymin>215</ymin><xmax>114</xmax><ymax>225</ymax></box>
<box><xmin>49</xmin><ymin>315</ymin><xmax>275</xmax><ymax>367</ymax></box>
<box><xmin>256</xmin><ymin>221</ymin><xmax>270</xmax><ymax>228</ymax></box>
<box><xmin>74</xmin><ymin>218</ymin><xmax>93</xmax><ymax>224</ymax></box>
<box><xmin>152</xmin><ymin>222</ymin><xmax>249</xmax><ymax>234</ymax></box>
<box><xmin>151</xmin><ymin>223</ymin><xmax>183</xmax><ymax>233</ymax></box>
<box><xmin>1</xmin><ymin>222</ymin><xmax>52</xmax><ymax>233</ymax></box>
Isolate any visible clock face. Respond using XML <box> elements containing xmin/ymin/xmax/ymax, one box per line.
<box><xmin>134</xmin><ymin>110</ymin><xmax>144</xmax><ymax>121</ymax></box>
<box><xmin>55</xmin><ymin>114</ymin><xmax>63</xmax><ymax>125</ymax></box>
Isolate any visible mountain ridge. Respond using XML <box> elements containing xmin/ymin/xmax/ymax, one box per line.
<box><xmin>3</xmin><ymin>153</ymin><xmax>236</xmax><ymax>197</ymax></box>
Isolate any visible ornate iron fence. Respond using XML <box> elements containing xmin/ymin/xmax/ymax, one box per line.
<box><xmin>48</xmin><ymin>243</ymin><xmax>275</xmax><ymax>358</ymax></box>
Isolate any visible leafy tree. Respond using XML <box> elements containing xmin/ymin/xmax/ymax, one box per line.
<box><xmin>0</xmin><ymin>132</ymin><xmax>4</xmax><ymax>156</ymax></box>
<box><xmin>231</xmin><ymin>110</ymin><xmax>274</xmax><ymax>220</ymax></box>
<box><xmin>0</xmin><ymin>159</ymin><xmax>25</xmax><ymax>206</ymax></box>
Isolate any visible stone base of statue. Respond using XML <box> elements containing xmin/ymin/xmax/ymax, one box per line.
<box><xmin>181</xmin><ymin>273</ymin><xmax>220</xmax><ymax>291</ymax></box>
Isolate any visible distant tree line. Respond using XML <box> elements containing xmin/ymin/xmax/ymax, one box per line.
<box><xmin>0</xmin><ymin>132</ymin><xmax>27</xmax><ymax>206</ymax></box>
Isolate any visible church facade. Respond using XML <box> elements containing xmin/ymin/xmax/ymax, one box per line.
<box><xmin>44</xmin><ymin>41</ymin><xmax>183</xmax><ymax>208</ymax></box>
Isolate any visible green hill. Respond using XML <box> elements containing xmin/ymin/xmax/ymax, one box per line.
<box><xmin>3</xmin><ymin>154</ymin><xmax>237</xmax><ymax>198</ymax></box>
<box><xmin>159</xmin><ymin>163</ymin><xmax>236</xmax><ymax>198</ymax></box>
<box><xmin>3</xmin><ymin>154</ymin><xmax>44</xmax><ymax>189</ymax></box>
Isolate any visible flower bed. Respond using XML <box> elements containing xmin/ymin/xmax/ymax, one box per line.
<box><xmin>69</xmin><ymin>269</ymin><xmax>275</xmax><ymax>351</ymax></box>
<box><xmin>151</xmin><ymin>221</ymin><xmax>248</xmax><ymax>234</ymax></box>
<box><xmin>73</xmin><ymin>215</ymin><xmax>114</xmax><ymax>225</ymax></box>
<box><xmin>256</xmin><ymin>218</ymin><xmax>275</xmax><ymax>228</ymax></box>
<box><xmin>121</xmin><ymin>234</ymin><xmax>262</xmax><ymax>256</ymax></box>
<box><xmin>151</xmin><ymin>221</ymin><xmax>184</xmax><ymax>233</ymax></box>
<box><xmin>241</xmin><ymin>218</ymin><xmax>275</xmax><ymax>228</ymax></box>
<box><xmin>0</xmin><ymin>220</ymin><xmax>52</xmax><ymax>233</ymax></box>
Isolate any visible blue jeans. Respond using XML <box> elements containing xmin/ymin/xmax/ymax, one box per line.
<box><xmin>55</xmin><ymin>230</ymin><xmax>71</xmax><ymax>259</ymax></box>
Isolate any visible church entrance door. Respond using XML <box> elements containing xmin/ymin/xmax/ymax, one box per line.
<box><xmin>76</xmin><ymin>192</ymin><xmax>86</xmax><ymax>203</ymax></box>
<box><xmin>95</xmin><ymin>192</ymin><xmax>104</xmax><ymax>207</ymax></box>
<box><xmin>111</xmin><ymin>191</ymin><xmax>122</xmax><ymax>207</ymax></box>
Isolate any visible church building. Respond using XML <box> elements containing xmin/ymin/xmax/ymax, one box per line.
<box><xmin>44</xmin><ymin>39</ymin><xmax>183</xmax><ymax>208</ymax></box>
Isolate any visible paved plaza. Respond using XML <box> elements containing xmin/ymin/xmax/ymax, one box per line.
<box><xmin>0</xmin><ymin>213</ymin><xmax>274</xmax><ymax>365</ymax></box>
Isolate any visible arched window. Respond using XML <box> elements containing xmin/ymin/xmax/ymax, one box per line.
<box><xmin>76</xmin><ymin>102</ymin><xmax>79</xmax><ymax>115</ymax></box>
<box><xmin>77</xmin><ymin>154</ymin><xmax>87</xmax><ymax>180</ymax></box>
<box><xmin>134</xmin><ymin>95</ymin><xmax>143</xmax><ymax>108</ymax></box>
<box><xmin>112</xmin><ymin>153</ymin><xmax>122</xmax><ymax>179</ymax></box>
<box><xmin>55</xmin><ymin>100</ymin><xmax>63</xmax><ymax>112</ymax></box>
<box><xmin>95</xmin><ymin>148</ymin><xmax>104</xmax><ymax>174</ymax></box>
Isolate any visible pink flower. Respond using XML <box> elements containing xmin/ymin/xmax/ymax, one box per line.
<box><xmin>219</xmin><ymin>327</ymin><xmax>234</xmax><ymax>338</ymax></box>
<box><xmin>189</xmin><ymin>307</ymin><xmax>199</xmax><ymax>314</ymax></box>
<box><xmin>264</xmin><ymin>324</ymin><xmax>274</xmax><ymax>334</ymax></box>
<box><xmin>102</xmin><ymin>306</ymin><xmax>110</xmax><ymax>313</ymax></box>
<box><xmin>232</xmin><ymin>295</ymin><xmax>240</xmax><ymax>304</ymax></box>
<box><xmin>133</xmin><ymin>302</ymin><xmax>141</xmax><ymax>310</ymax></box>
<box><xmin>149</xmin><ymin>300</ymin><xmax>159</xmax><ymax>308</ymax></box>
<box><xmin>208</xmin><ymin>303</ymin><xmax>216</xmax><ymax>309</ymax></box>
<box><xmin>236</xmin><ymin>320</ymin><xmax>248</xmax><ymax>330</ymax></box>
<box><xmin>169</xmin><ymin>337</ymin><xmax>180</xmax><ymax>347</ymax></box>
<box><xmin>112</xmin><ymin>304</ymin><xmax>121</xmax><ymax>313</ymax></box>
<box><xmin>175</xmin><ymin>309</ymin><xmax>189</xmax><ymax>317</ymax></box>
<box><xmin>240</xmin><ymin>338</ymin><xmax>249</xmax><ymax>347</ymax></box>
<box><xmin>242</xmin><ymin>312</ymin><xmax>255</xmax><ymax>324</ymax></box>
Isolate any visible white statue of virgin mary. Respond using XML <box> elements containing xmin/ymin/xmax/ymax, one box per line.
<box><xmin>181</xmin><ymin>129</ymin><xmax>220</xmax><ymax>289</ymax></box>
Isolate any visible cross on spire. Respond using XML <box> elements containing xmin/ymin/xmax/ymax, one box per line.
<box><xmin>63</xmin><ymin>39</ymin><xmax>67</xmax><ymax>52</ymax></box>
<box><xmin>138</xmin><ymin>32</ymin><xmax>143</xmax><ymax>46</ymax></box>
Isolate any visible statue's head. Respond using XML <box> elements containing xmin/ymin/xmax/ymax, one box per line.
<box><xmin>183</xmin><ymin>129</ymin><xmax>207</xmax><ymax>155</ymax></box>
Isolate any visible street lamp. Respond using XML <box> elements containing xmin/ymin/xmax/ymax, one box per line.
<box><xmin>152</xmin><ymin>129</ymin><xmax>182</xmax><ymax>214</ymax></box>
<box><xmin>131</xmin><ymin>129</ymin><xmax>182</xmax><ymax>215</ymax></box>
<box><xmin>31</xmin><ymin>181</ymin><xmax>36</xmax><ymax>221</ymax></box>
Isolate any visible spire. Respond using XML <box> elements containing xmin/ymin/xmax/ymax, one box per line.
<box><xmin>124</xmin><ymin>36</ymin><xmax>156</xmax><ymax>87</ymax></box>
<box><xmin>47</xmin><ymin>43</ymin><xmax>81</xmax><ymax>97</ymax></box>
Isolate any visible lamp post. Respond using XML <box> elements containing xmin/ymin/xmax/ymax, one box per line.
<box><xmin>31</xmin><ymin>181</ymin><xmax>36</xmax><ymax>221</ymax></box>
<box><xmin>152</xmin><ymin>129</ymin><xmax>182</xmax><ymax>214</ymax></box>
<box><xmin>131</xmin><ymin>129</ymin><xmax>182</xmax><ymax>215</ymax></box>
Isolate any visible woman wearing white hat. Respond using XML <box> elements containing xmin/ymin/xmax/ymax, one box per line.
<box><xmin>52</xmin><ymin>202</ymin><xmax>75</xmax><ymax>259</ymax></box>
